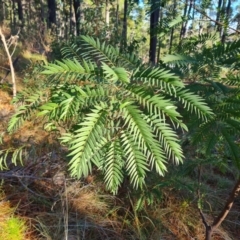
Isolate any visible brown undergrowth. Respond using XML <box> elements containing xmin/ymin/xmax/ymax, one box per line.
<box><xmin>148</xmin><ymin>189</ymin><xmax>236</xmax><ymax>240</ymax></box>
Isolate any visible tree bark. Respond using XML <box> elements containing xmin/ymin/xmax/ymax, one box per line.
<box><xmin>221</xmin><ymin>0</ymin><xmax>231</xmax><ymax>43</ymax></box>
<box><xmin>105</xmin><ymin>0</ymin><xmax>110</xmax><ymax>26</ymax></box>
<box><xmin>179</xmin><ymin>0</ymin><xmax>188</xmax><ymax>41</ymax></box>
<box><xmin>169</xmin><ymin>0</ymin><xmax>177</xmax><ymax>54</ymax></box>
<box><xmin>73</xmin><ymin>0</ymin><xmax>81</xmax><ymax>36</ymax></box>
<box><xmin>48</xmin><ymin>0</ymin><xmax>56</xmax><ymax>26</ymax></box>
<box><xmin>149</xmin><ymin>0</ymin><xmax>159</xmax><ymax>65</ymax></box>
<box><xmin>0</xmin><ymin>28</ymin><xmax>17</xmax><ymax>97</ymax></box>
<box><xmin>216</xmin><ymin>0</ymin><xmax>223</xmax><ymax>31</ymax></box>
<box><xmin>0</xmin><ymin>0</ymin><xmax>5</xmax><ymax>24</ymax></box>
<box><xmin>16</xmin><ymin>0</ymin><xmax>23</xmax><ymax>21</ymax></box>
<box><xmin>121</xmin><ymin>0</ymin><xmax>128</xmax><ymax>51</ymax></box>
<box><xmin>157</xmin><ymin>7</ymin><xmax>163</xmax><ymax>62</ymax></box>
<box><xmin>205</xmin><ymin>226</ymin><xmax>213</xmax><ymax>240</ymax></box>
<box><xmin>40</xmin><ymin>0</ymin><xmax>45</xmax><ymax>21</ymax></box>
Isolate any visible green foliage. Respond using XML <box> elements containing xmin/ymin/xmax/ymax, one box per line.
<box><xmin>8</xmin><ymin>36</ymin><xmax>212</xmax><ymax>194</ymax></box>
<box><xmin>163</xmin><ymin>34</ymin><xmax>240</xmax><ymax>169</ymax></box>
<box><xmin>1</xmin><ymin>217</ymin><xmax>26</xmax><ymax>240</ymax></box>
<box><xmin>0</xmin><ymin>196</ymin><xmax>27</xmax><ymax>240</ymax></box>
<box><xmin>8</xmin><ymin>88</ymin><xmax>45</xmax><ymax>133</ymax></box>
<box><xmin>0</xmin><ymin>146</ymin><xmax>25</xmax><ymax>170</ymax></box>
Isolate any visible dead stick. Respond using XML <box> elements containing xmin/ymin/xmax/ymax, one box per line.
<box><xmin>0</xmin><ymin>27</ymin><xmax>17</xmax><ymax>97</ymax></box>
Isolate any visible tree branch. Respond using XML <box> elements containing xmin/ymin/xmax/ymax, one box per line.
<box><xmin>193</xmin><ymin>5</ymin><xmax>240</xmax><ymax>34</ymax></box>
<box><xmin>212</xmin><ymin>177</ymin><xmax>240</xmax><ymax>229</ymax></box>
<box><xmin>0</xmin><ymin>27</ymin><xmax>18</xmax><ymax>97</ymax></box>
<box><xmin>197</xmin><ymin>165</ymin><xmax>211</xmax><ymax>229</ymax></box>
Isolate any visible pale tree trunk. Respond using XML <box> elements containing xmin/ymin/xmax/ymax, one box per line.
<box><xmin>0</xmin><ymin>28</ymin><xmax>18</xmax><ymax>97</ymax></box>
<box><xmin>70</xmin><ymin>0</ymin><xmax>76</xmax><ymax>36</ymax></box>
<box><xmin>105</xmin><ymin>0</ymin><xmax>110</xmax><ymax>26</ymax></box>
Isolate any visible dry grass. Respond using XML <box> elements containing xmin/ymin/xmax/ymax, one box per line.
<box><xmin>142</xmin><ymin>191</ymin><xmax>235</xmax><ymax>240</ymax></box>
<box><xmin>68</xmin><ymin>184</ymin><xmax>109</xmax><ymax>216</ymax></box>
<box><xmin>0</xmin><ymin>89</ymin><xmax>14</xmax><ymax>119</ymax></box>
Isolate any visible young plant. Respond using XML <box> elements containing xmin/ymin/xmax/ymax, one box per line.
<box><xmin>7</xmin><ymin>36</ymin><xmax>213</xmax><ymax>194</ymax></box>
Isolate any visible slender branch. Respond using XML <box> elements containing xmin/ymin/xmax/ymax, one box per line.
<box><xmin>193</xmin><ymin>5</ymin><xmax>240</xmax><ymax>34</ymax></box>
<box><xmin>0</xmin><ymin>27</ymin><xmax>17</xmax><ymax>96</ymax></box>
<box><xmin>0</xmin><ymin>66</ymin><xmax>10</xmax><ymax>71</ymax></box>
<box><xmin>197</xmin><ymin>165</ymin><xmax>211</xmax><ymax>229</ymax></box>
<box><xmin>179</xmin><ymin>0</ymin><xmax>240</xmax><ymax>34</ymax></box>
<box><xmin>212</xmin><ymin>177</ymin><xmax>240</xmax><ymax>229</ymax></box>
<box><xmin>199</xmin><ymin>207</ymin><xmax>209</xmax><ymax>229</ymax></box>
<box><xmin>17</xmin><ymin>175</ymin><xmax>56</xmax><ymax>199</ymax></box>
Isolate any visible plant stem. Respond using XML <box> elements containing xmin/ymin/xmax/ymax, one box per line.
<box><xmin>199</xmin><ymin>174</ymin><xmax>240</xmax><ymax>240</ymax></box>
<box><xmin>0</xmin><ymin>27</ymin><xmax>17</xmax><ymax>97</ymax></box>
<box><xmin>212</xmin><ymin>177</ymin><xmax>240</xmax><ymax>229</ymax></box>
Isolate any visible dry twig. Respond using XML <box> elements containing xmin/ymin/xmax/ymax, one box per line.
<box><xmin>0</xmin><ymin>27</ymin><xmax>19</xmax><ymax>97</ymax></box>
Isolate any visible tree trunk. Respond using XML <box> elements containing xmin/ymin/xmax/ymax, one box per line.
<box><xmin>105</xmin><ymin>0</ymin><xmax>109</xmax><ymax>26</ymax></box>
<box><xmin>221</xmin><ymin>0</ymin><xmax>231</xmax><ymax>43</ymax></box>
<box><xmin>157</xmin><ymin>7</ymin><xmax>163</xmax><ymax>62</ymax></box>
<box><xmin>179</xmin><ymin>0</ymin><xmax>188</xmax><ymax>41</ymax></box>
<box><xmin>16</xmin><ymin>0</ymin><xmax>23</xmax><ymax>22</ymax></box>
<box><xmin>48</xmin><ymin>0</ymin><xmax>56</xmax><ymax>27</ymax></box>
<box><xmin>27</xmin><ymin>0</ymin><xmax>31</xmax><ymax>34</ymax></box>
<box><xmin>70</xmin><ymin>0</ymin><xmax>76</xmax><ymax>36</ymax></box>
<box><xmin>149</xmin><ymin>0</ymin><xmax>159</xmax><ymax>65</ymax></box>
<box><xmin>116</xmin><ymin>0</ymin><xmax>119</xmax><ymax>29</ymax></box>
<box><xmin>216</xmin><ymin>0</ymin><xmax>222</xmax><ymax>31</ymax></box>
<box><xmin>121</xmin><ymin>0</ymin><xmax>128</xmax><ymax>51</ymax></box>
<box><xmin>169</xmin><ymin>0</ymin><xmax>177</xmax><ymax>54</ymax></box>
<box><xmin>0</xmin><ymin>0</ymin><xmax>5</xmax><ymax>24</ymax></box>
<box><xmin>73</xmin><ymin>0</ymin><xmax>81</xmax><ymax>36</ymax></box>
<box><xmin>183</xmin><ymin>0</ymin><xmax>194</xmax><ymax>37</ymax></box>
<box><xmin>40</xmin><ymin>0</ymin><xmax>45</xmax><ymax>21</ymax></box>
<box><xmin>11</xmin><ymin>0</ymin><xmax>16</xmax><ymax>31</ymax></box>
<box><xmin>205</xmin><ymin>226</ymin><xmax>213</xmax><ymax>240</ymax></box>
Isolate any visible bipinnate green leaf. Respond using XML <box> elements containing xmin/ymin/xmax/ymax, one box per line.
<box><xmin>67</xmin><ymin>104</ymin><xmax>108</xmax><ymax>178</ymax></box>
<box><xmin>6</xmin><ymin>35</ymin><xmax>215</xmax><ymax>194</ymax></box>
